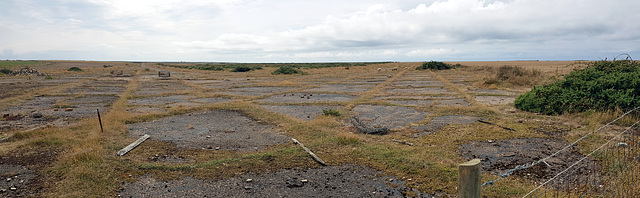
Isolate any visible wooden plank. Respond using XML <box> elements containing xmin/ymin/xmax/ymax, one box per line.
<box><xmin>292</xmin><ymin>138</ymin><xmax>326</xmax><ymax>166</ymax></box>
<box><xmin>392</xmin><ymin>139</ymin><xmax>414</xmax><ymax>146</ymax></box>
<box><xmin>117</xmin><ymin>134</ymin><xmax>150</xmax><ymax>156</ymax></box>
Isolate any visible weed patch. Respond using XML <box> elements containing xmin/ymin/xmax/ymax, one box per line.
<box><xmin>68</xmin><ymin>67</ymin><xmax>84</xmax><ymax>72</ymax></box>
<box><xmin>322</xmin><ymin>109</ymin><xmax>341</xmax><ymax>116</ymax></box>
<box><xmin>272</xmin><ymin>66</ymin><xmax>304</xmax><ymax>75</ymax></box>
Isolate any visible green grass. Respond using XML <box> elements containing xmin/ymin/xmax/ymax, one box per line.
<box><xmin>0</xmin><ymin>60</ymin><xmax>40</xmax><ymax>68</ymax></box>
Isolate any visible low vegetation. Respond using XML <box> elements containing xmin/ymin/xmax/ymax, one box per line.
<box><xmin>67</xmin><ymin>67</ymin><xmax>84</xmax><ymax>72</ymax></box>
<box><xmin>416</xmin><ymin>61</ymin><xmax>458</xmax><ymax>70</ymax></box>
<box><xmin>484</xmin><ymin>65</ymin><xmax>542</xmax><ymax>87</ymax></box>
<box><xmin>322</xmin><ymin>109</ymin><xmax>341</xmax><ymax>116</ymax></box>
<box><xmin>0</xmin><ymin>68</ymin><xmax>12</xmax><ymax>75</ymax></box>
<box><xmin>515</xmin><ymin>60</ymin><xmax>640</xmax><ymax>115</ymax></box>
<box><xmin>271</xmin><ymin>66</ymin><xmax>304</xmax><ymax>75</ymax></box>
<box><xmin>0</xmin><ymin>60</ymin><xmax>40</xmax><ymax>68</ymax></box>
<box><xmin>231</xmin><ymin>66</ymin><xmax>253</xmax><ymax>72</ymax></box>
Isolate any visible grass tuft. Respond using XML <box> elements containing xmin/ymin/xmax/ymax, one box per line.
<box><xmin>322</xmin><ymin>109</ymin><xmax>341</xmax><ymax>116</ymax></box>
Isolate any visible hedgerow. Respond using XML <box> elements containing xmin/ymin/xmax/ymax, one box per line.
<box><xmin>515</xmin><ymin>60</ymin><xmax>640</xmax><ymax>115</ymax></box>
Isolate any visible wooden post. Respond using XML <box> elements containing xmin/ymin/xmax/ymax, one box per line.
<box><xmin>459</xmin><ymin>159</ymin><xmax>481</xmax><ymax>198</ymax></box>
<box><xmin>97</xmin><ymin>109</ymin><xmax>103</xmax><ymax>133</ymax></box>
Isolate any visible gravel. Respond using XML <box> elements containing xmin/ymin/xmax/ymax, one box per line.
<box><xmin>118</xmin><ymin>164</ymin><xmax>433</xmax><ymax>198</ymax></box>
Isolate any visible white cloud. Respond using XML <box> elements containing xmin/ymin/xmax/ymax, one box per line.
<box><xmin>0</xmin><ymin>0</ymin><xmax>638</xmax><ymax>61</ymax></box>
<box><xmin>406</xmin><ymin>49</ymin><xmax>458</xmax><ymax>57</ymax></box>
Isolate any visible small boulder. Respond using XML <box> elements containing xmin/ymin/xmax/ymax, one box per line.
<box><xmin>32</xmin><ymin>112</ymin><xmax>43</xmax><ymax>118</ymax></box>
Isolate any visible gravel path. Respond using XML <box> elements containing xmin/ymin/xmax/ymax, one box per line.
<box><xmin>118</xmin><ymin>165</ymin><xmax>432</xmax><ymax>198</ymax></box>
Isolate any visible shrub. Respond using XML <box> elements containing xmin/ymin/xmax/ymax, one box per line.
<box><xmin>231</xmin><ymin>66</ymin><xmax>252</xmax><ymax>72</ymax></box>
<box><xmin>197</xmin><ymin>65</ymin><xmax>225</xmax><ymax>71</ymax></box>
<box><xmin>68</xmin><ymin>67</ymin><xmax>83</xmax><ymax>72</ymax></box>
<box><xmin>515</xmin><ymin>60</ymin><xmax>640</xmax><ymax>115</ymax></box>
<box><xmin>322</xmin><ymin>109</ymin><xmax>341</xmax><ymax>116</ymax></box>
<box><xmin>272</xmin><ymin>66</ymin><xmax>304</xmax><ymax>75</ymax></box>
<box><xmin>0</xmin><ymin>68</ymin><xmax>12</xmax><ymax>75</ymax></box>
<box><xmin>416</xmin><ymin>61</ymin><xmax>453</xmax><ymax>70</ymax></box>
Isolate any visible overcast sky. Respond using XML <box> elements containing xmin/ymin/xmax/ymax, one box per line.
<box><xmin>1</xmin><ymin>0</ymin><xmax>638</xmax><ymax>62</ymax></box>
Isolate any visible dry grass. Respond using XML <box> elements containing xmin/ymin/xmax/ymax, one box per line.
<box><xmin>2</xmin><ymin>60</ymin><xmax>627</xmax><ymax>197</ymax></box>
<box><xmin>449</xmin><ymin>60</ymin><xmax>586</xmax><ymax>74</ymax></box>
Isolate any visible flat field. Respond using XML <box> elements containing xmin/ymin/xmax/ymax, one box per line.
<box><xmin>1</xmin><ymin>60</ymin><xmax>614</xmax><ymax>197</ymax></box>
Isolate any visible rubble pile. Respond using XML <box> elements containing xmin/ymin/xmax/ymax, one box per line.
<box><xmin>11</xmin><ymin>68</ymin><xmax>47</xmax><ymax>76</ymax></box>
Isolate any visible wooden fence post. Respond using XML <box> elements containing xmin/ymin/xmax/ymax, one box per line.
<box><xmin>459</xmin><ymin>159</ymin><xmax>481</xmax><ymax>198</ymax></box>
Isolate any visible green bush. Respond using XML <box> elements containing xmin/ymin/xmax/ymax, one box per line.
<box><xmin>231</xmin><ymin>66</ymin><xmax>252</xmax><ymax>72</ymax></box>
<box><xmin>68</xmin><ymin>67</ymin><xmax>83</xmax><ymax>72</ymax></box>
<box><xmin>252</xmin><ymin>66</ymin><xmax>263</xmax><ymax>70</ymax></box>
<box><xmin>272</xmin><ymin>66</ymin><xmax>304</xmax><ymax>75</ymax></box>
<box><xmin>515</xmin><ymin>60</ymin><xmax>640</xmax><ymax>115</ymax></box>
<box><xmin>322</xmin><ymin>109</ymin><xmax>341</xmax><ymax>116</ymax></box>
<box><xmin>0</xmin><ymin>68</ymin><xmax>12</xmax><ymax>75</ymax></box>
<box><xmin>201</xmin><ymin>65</ymin><xmax>225</xmax><ymax>71</ymax></box>
<box><xmin>416</xmin><ymin>61</ymin><xmax>453</xmax><ymax>70</ymax></box>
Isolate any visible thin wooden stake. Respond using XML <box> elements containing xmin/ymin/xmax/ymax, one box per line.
<box><xmin>292</xmin><ymin>138</ymin><xmax>326</xmax><ymax>166</ymax></box>
<box><xmin>97</xmin><ymin>109</ymin><xmax>103</xmax><ymax>133</ymax></box>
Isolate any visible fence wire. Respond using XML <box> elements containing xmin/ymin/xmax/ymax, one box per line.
<box><xmin>479</xmin><ymin>106</ymin><xmax>640</xmax><ymax>197</ymax></box>
<box><xmin>526</xmin><ymin>119</ymin><xmax>640</xmax><ymax>197</ymax></box>
<box><xmin>482</xmin><ymin>106</ymin><xmax>640</xmax><ymax>187</ymax></box>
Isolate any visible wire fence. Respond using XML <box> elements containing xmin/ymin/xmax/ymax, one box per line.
<box><xmin>481</xmin><ymin>106</ymin><xmax>640</xmax><ymax>197</ymax></box>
